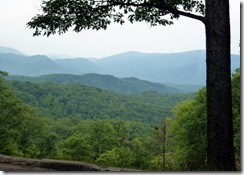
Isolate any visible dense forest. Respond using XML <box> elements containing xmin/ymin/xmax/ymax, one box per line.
<box><xmin>6</xmin><ymin>74</ymin><xmax>183</xmax><ymax>94</ymax></box>
<box><xmin>0</xmin><ymin>69</ymin><xmax>240</xmax><ymax>170</ymax></box>
<box><xmin>5</xmin><ymin>80</ymin><xmax>194</xmax><ymax>124</ymax></box>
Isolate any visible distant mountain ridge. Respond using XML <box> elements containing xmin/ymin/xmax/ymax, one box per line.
<box><xmin>7</xmin><ymin>74</ymin><xmax>182</xmax><ymax>94</ymax></box>
<box><xmin>0</xmin><ymin>53</ymin><xmax>65</xmax><ymax>75</ymax></box>
<box><xmin>0</xmin><ymin>46</ymin><xmax>25</xmax><ymax>56</ymax></box>
<box><xmin>0</xmin><ymin>46</ymin><xmax>240</xmax><ymax>85</ymax></box>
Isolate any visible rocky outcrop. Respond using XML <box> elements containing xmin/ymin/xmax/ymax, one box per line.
<box><xmin>0</xmin><ymin>155</ymin><xmax>140</xmax><ymax>171</ymax></box>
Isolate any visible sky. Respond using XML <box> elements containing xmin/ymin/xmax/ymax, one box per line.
<box><xmin>0</xmin><ymin>0</ymin><xmax>240</xmax><ymax>58</ymax></box>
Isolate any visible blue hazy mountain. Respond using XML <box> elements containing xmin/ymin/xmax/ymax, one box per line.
<box><xmin>0</xmin><ymin>46</ymin><xmax>25</xmax><ymax>56</ymax></box>
<box><xmin>0</xmin><ymin>53</ymin><xmax>66</xmax><ymax>76</ymax></box>
<box><xmin>54</xmin><ymin>58</ymin><xmax>100</xmax><ymax>74</ymax></box>
<box><xmin>95</xmin><ymin>50</ymin><xmax>239</xmax><ymax>85</ymax></box>
<box><xmin>0</xmin><ymin>47</ymin><xmax>240</xmax><ymax>85</ymax></box>
<box><xmin>0</xmin><ymin>53</ymin><xmax>98</xmax><ymax>76</ymax></box>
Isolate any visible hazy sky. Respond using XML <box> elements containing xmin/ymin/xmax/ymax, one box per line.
<box><xmin>0</xmin><ymin>0</ymin><xmax>240</xmax><ymax>58</ymax></box>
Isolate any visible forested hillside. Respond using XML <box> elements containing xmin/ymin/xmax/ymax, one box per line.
<box><xmin>6</xmin><ymin>74</ymin><xmax>182</xmax><ymax>94</ymax></box>
<box><xmin>6</xmin><ymin>80</ymin><xmax>192</xmax><ymax>124</ymax></box>
<box><xmin>0</xmin><ymin>68</ymin><xmax>240</xmax><ymax>170</ymax></box>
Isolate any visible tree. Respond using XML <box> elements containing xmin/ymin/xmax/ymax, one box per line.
<box><xmin>0</xmin><ymin>73</ymin><xmax>26</xmax><ymax>156</ymax></box>
<box><xmin>96</xmin><ymin>147</ymin><xmax>133</xmax><ymax>168</ymax></box>
<box><xmin>89</xmin><ymin>120</ymin><xmax>119</xmax><ymax>159</ymax></box>
<box><xmin>169</xmin><ymin>89</ymin><xmax>207</xmax><ymax>170</ymax></box>
<box><xmin>231</xmin><ymin>68</ymin><xmax>240</xmax><ymax>169</ymax></box>
<box><xmin>18</xmin><ymin>107</ymin><xmax>58</xmax><ymax>159</ymax></box>
<box><xmin>27</xmin><ymin>0</ymin><xmax>236</xmax><ymax>170</ymax></box>
<box><xmin>0</xmin><ymin>71</ymin><xmax>59</xmax><ymax>159</ymax></box>
<box><xmin>0</xmin><ymin>71</ymin><xmax>8</xmax><ymax>78</ymax></box>
<box><xmin>167</xmin><ymin>68</ymin><xmax>240</xmax><ymax>170</ymax></box>
<box><xmin>150</xmin><ymin>118</ymin><xmax>171</xmax><ymax>170</ymax></box>
<box><xmin>56</xmin><ymin>133</ymin><xmax>93</xmax><ymax>162</ymax></box>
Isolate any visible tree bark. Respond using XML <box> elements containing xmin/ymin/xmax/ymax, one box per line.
<box><xmin>205</xmin><ymin>0</ymin><xmax>236</xmax><ymax>170</ymax></box>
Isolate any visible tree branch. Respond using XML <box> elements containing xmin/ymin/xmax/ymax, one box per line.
<box><xmin>107</xmin><ymin>1</ymin><xmax>206</xmax><ymax>24</ymax></box>
<box><xmin>154</xmin><ymin>1</ymin><xmax>206</xmax><ymax>24</ymax></box>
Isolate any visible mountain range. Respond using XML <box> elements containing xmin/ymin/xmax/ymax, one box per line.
<box><xmin>0</xmin><ymin>46</ymin><xmax>240</xmax><ymax>86</ymax></box>
<box><xmin>0</xmin><ymin>46</ymin><xmax>25</xmax><ymax>56</ymax></box>
<box><xmin>6</xmin><ymin>74</ymin><xmax>182</xmax><ymax>94</ymax></box>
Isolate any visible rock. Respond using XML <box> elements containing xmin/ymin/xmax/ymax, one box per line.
<box><xmin>0</xmin><ymin>155</ymin><xmax>141</xmax><ymax>171</ymax></box>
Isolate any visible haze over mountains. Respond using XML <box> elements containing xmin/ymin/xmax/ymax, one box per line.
<box><xmin>0</xmin><ymin>46</ymin><xmax>26</xmax><ymax>56</ymax></box>
<box><xmin>0</xmin><ymin>46</ymin><xmax>240</xmax><ymax>86</ymax></box>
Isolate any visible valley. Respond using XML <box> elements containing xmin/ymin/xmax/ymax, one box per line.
<box><xmin>0</xmin><ymin>46</ymin><xmax>240</xmax><ymax>171</ymax></box>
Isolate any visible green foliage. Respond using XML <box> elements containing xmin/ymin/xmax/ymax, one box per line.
<box><xmin>19</xmin><ymin>107</ymin><xmax>57</xmax><ymax>158</ymax></box>
<box><xmin>27</xmin><ymin>0</ymin><xmax>205</xmax><ymax>36</ymax></box>
<box><xmin>7</xmin><ymin>80</ymin><xmax>189</xmax><ymax>125</ymax></box>
<box><xmin>96</xmin><ymin>137</ymin><xmax>153</xmax><ymax>169</ymax></box>
<box><xmin>0</xmin><ymin>70</ymin><xmax>8</xmax><ymax>77</ymax></box>
<box><xmin>131</xmin><ymin>91</ymin><xmax>195</xmax><ymax>108</ymax></box>
<box><xmin>0</xmin><ymin>68</ymin><xmax>239</xmax><ymax>171</ymax></box>
<box><xmin>96</xmin><ymin>148</ymin><xmax>123</xmax><ymax>167</ymax></box>
<box><xmin>231</xmin><ymin>68</ymin><xmax>240</xmax><ymax>168</ymax></box>
<box><xmin>56</xmin><ymin>133</ymin><xmax>93</xmax><ymax>162</ymax></box>
<box><xmin>169</xmin><ymin>89</ymin><xmax>207</xmax><ymax>170</ymax></box>
<box><xmin>164</xmin><ymin>68</ymin><xmax>240</xmax><ymax>170</ymax></box>
<box><xmin>0</xmin><ymin>78</ymin><xmax>26</xmax><ymax>156</ymax></box>
<box><xmin>89</xmin><ymin>120</ymin><xmax>120</xmax><ymax>158</ymax></box>
<box><xmin>52</xmin><ymin>118</ymin><xmax>155</xmax><ymax>169</ymax></box>
<box><xmin>96</xmin><ymin>147</ymin><xmax>133</xmax><ymax>168</ymax></box>
<box><xmin>0</xmin><ymin>72</ymin><xmax>57</xmax><ymax>158</ymax></box>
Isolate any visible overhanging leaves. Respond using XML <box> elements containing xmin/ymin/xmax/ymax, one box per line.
<box><xmin>27</xmin><ymin>0</ymin><xmax>205</xmax><ymax>36</ymax></box>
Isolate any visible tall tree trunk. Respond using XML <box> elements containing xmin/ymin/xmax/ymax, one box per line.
<box><xmin>205</xmin><ymin>0</ymin><xmax>236</xmax><ymax>170</ymax></box>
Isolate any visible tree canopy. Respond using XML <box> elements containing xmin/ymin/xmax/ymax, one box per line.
<box><xmin>27</xmin><ymin>0</ymin><xmax>205</xmax><ymax>36</ymax></box>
